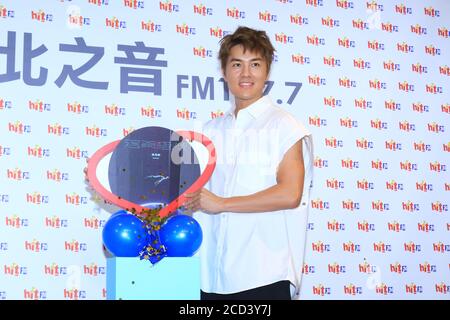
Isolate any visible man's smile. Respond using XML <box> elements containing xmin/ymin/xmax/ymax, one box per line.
<box><xmin>239</xmin><ymin>81</ymin><xmax>254</xmax><ymax>88</ymax></box>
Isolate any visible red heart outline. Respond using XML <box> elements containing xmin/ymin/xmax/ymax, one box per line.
<box><xmin>87</xmin><ymin>130</ymin><xmax>216</xmax><ymax>218</ymax></box>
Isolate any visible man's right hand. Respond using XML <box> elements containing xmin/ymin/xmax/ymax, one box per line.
<box><xmin>83</xmin><ymin>158</ymin><xmax>90</xmax><ymax>183</ymax></box>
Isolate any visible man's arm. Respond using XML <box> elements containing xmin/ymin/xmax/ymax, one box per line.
<box><xmin>184</xmin><ymin>139</ymin><xmax>305</xmax><ymax>214</ymax></box>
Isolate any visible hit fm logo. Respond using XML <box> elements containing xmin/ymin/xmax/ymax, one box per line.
<box><xmin>65</xmin><ymin>193</ymin><xmax>88</xmax><ymax>205</ymax></box>
<box><xmin>325</xmin><ymin>56</ymin><xmax>341</xmax><ymax>67</ymax></box>
<box><xmin>259</xmin><ymin>11</ymin><xmax>278</xmax><ymax>23</ymax></box>
<box><xmin>292</xmin><ymin>53</ymin><xmax>310</xmax><ymax>64</ymax></box>
<box><xmin>5</xmin><ymin>215</ymin><xmax>28</xmax><ymax>228</ymax></box>
<box><xmin>85</xmin><ymin>125</ymin><xmax>107</xmax><ymax>137</ymax></box>
<box><xmin>176</xmin><ymin>24</ymin><xmax>196</xmax><ymax>36</ymax></box>
<box><xmin>0</xmin><ymin>98</ymin><xmax>12</xmax><ymax>110</ymax></box>
<box><xmin>104</xmin><ymin>104</ymin><xmax>126</xmax><ymax>116</ymax></box>
<box><xmin>210</xmin><ymin>109</ymin><xmax>224</xmax><ymax>119</ymax></box>
<box><xmin>64</xmin><ymin>240</ymin><xmax>87</xmax><ymax>252</ymax></box>
<box><xmin>372</xmin><ymin>200</ymin><xmax>389</xmax><ymax>212</ymax></box>
<box><xmin>275</xmin><ymin>33</ymin><xmax>294</xmax><ymax>44</ymax></box>
<box><xmin>26</xmin><ymin>192</ymin><xmax>49</xmax><ymax>204</ymax></box>
<box><xmin>29</xmin><ymin>100</ymin><xmax>50</xmax><ymax>112</ymax></box>
<box><xmin>209</xmin><ymin>27</ymin><xmax>231</xmax><ymax>38</ymax></box>
<box><xmin>31</xmin><ymin>9</ymin><xmax>52</xmax><ymax>22</ymax></box>
<box><xmin>226</xmin><ymin>7</ymin><xmax>245</xmax><ymax>19</ymax></box>
<box><xmin>290</xmin><ymin>14</ymin><xmax>309</xmax><ymax>26</ymax></box>
<box><xmin>314</xmin><ymin>156</ymin><xmax>328</xmax><ymax>168</ymax></box>
<box><xmin>395</xmin><ymin>4</ymin><xmax>412</xmax><ymax>15</ymax></box>
<box><xmin>48</xmin><ymin>123</ymin><xmax>70</xmax><ymax>136</ymax></box>
<box><xmin>0</xmin><ymin>5</ymin><xmax>14</xmax><ymax>18</ymax></box>
<box><xmin>193</xmin><ymin>3</ymin><xmax>212</xmax><ymax>15</ymax></box>
<box><xmin>24</xmin><ymin>288</ymin><xmax>47</xmax><ymax>300</ymax></box>
<box><xmin>309</xmin><ymin>75</ymin><xmax>326</xmax><ymax>86</ymax></box>
<box><xmin>306</xmin><ymin>0</ymin><xmax>323</xmax><ymax>7</ymax></box>
<box><xmin>328</xmin><ymin>262</ymin><xmax>346</xmax><ymax>274</ymax></box>
<box><xmin>193</xmin><ymin>46</ymin><xmax>213</xmax><ymax>58</ymax></box>
<box><xmin>359</xmin><ymin>259</ymin><xmax>378</xmax><ymax>274</ymax></box>
<box><xmin>6</xmin><ymin>168</ymin><xmax>30</xmax><ymax>181</ymax></box>
<box><xmin>312</xmin><ymin>241</ymin><xmax>330</xmax><ymax>253</ymax></box>
<box><xmin>321</xmin><ymin>16</ymin><xmax>339</xmax><ymax>28</ymax></box>
<box><xmin>382</xmin><ymin>22</ymin><xmax>399</xmax><ymax>33</ymax></box>
<box><xmin>67</xmin><ymin>147</ymin><xmax>88</xmax><ymax>159</ymax></box>
<box><xmin>88</xmin><ymin>0</ymin><xmax>109</xmax><ymax>6</ymax></box>
<box><xmin>8</xmin><ymin>121</ymin><xmax>31</xmax><ymax>134</ymax></box>
<box><xmin>64</xmin><ymin>288</ymin><xmax>86</xmax><ymax>300</ymax></box>
<box><xmin>313</xmin><ymin>284</ymin><xmax>331</xmax><ymax>296</ymax></box>
<box><xmin>67</xmin><ymin>102</ymin><xmax>89</xmax><ymax>114</ymax></box>
<box><xmin>4</xmin><ymin>263</ymin><xmax>27</xmax><ymax>276</ymax></box>
<box><xmin>44</xmin><ymin>263</ymin><xmax>67</xmax><ymax>276</ymax></box>
<box><xmin>67</xmin><ymin>10</ymin><xmax>91</xmax><ymax>28</ymax></box>
<box><xmin>141</xmin><ymin>20</ymin><xmax>162</xmax><ymax>32</ymax></box>
<box><xmin>390</xmin><ymin>262</ymin><xmax>407</xmax><ymax>274</ymax></box>
<box><xmin>340</xmin><ymin>117</ymin><xmax>357</xmax><ymax>128</ymax></box>
<box><xmin>371</xmin><ymin>159</ymin><xmax>388</xmax><ymax>171</ymax></box>
<box><xmin>307</xmin><ymin>34</ymin><xmax>325</xmax><ymax>46</ymax></box>
<box><xmin>176</xmin><ymin>108</ymin><xmax>197</xmax><ymax>120</ymax></box>
<box><xmin>27</xmin><ymin>145</ymin><xmax>50</xmax><ymax>158</ymax></box>
<box><xmin>438</xmin><ymin>27</ymin><xmax>449</xmax><ymax>40</ymax></box>
<box><xmin>327</xmin><ymin>220</ymin><xmax>345</xmax><ymax>232</ymax></box>
<box><xmin>388</xmin><ymin>221</ymin><xmax>405</xmax><ymax>232</ymax></box>
<box><xmin>355</xmin><ymin>98</ymin><xmax>371</xmax><ymax>109</ymax></box>
<box><xmin>141</xmin><ymin>106</ymin><xmax>162</xmax><ymax>118</ymax></box>
<box><xmin>123</xmin><ymin>0</ymin><xmax>144</xmax><ymax>9</ymax></box>
<box><xmin>339</xmin><ymin>77</ymin><xmax>356</xmax><ymax>88</ymax></box>
<box><xmin>336</xmin><ymin>0</ymin><xmax>354</xmax><ymax>9</ymax></box>
<box><xmin>159</xmin><ymin>1</ymin><xmax>179</xmax><ymax>12</ymax></box>
<box><xmin>343</xmin><ymin>241</ymin><xmax>360</xmax><ymax>253</ymax></box>
<box><xmin>105</xmin><ymin>17</ymin><xmax>126</xmax><ymax>29</ymax></box>
<box><xmin>385</xmin><ymin>99</ymin><xmax>401</xmax><ymax>111</ymax></box>
<box><xmin>25</xmin><ymin>239</ymin><xmax>48</xmax><ymax>252</ymax></box>
<box><xmin>338</xmin><ymin>37</ymin><xmax>355</xmax><ymax>48</ymax></box>
<box><xmin>84</xmin><ymin>263</ymin><xmax>106</xmax><ymax>276</ymax></box>
<box><xmin>309</xmin><ymin>116</ymin><xmax>327</xmax><ymax>127</ymax></box>
<box><xmin>357</xmin><ymin>220</ymin><xmax>375</xmax><ymax>232</ymax></box>
<box><xmin>302</xmin><ymin>263</ymin><xmax>315</xmax><ymax>275</ymax></box>
<box><xmin>344</xmin><ymin>284</ymin><xmax>362</xmax><ymax>296</ymax></box>
<box><xmin>45</xmin><ymin>216</ymin><xmax>69</xmax><ymax>228</ymax></box>
<box><xmin>84</xmin><ymin>216</ymin><xmax>106</xmax><ymax>229</ymax></box>
<box><xmin>326</xmin><ymin>179</ymin><xmax>344</xmax><ymax>190</ymax></box>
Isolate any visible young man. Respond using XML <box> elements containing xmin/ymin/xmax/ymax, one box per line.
<box><xmin>184</xmin><ymin>26</ymin><xmax>313</xmax><ymax>300</ymax></box>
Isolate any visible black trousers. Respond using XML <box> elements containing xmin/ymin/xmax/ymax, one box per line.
<box><xmin>201</xmin><ymin>280</ymin><xmax>291</xmax><ymax>300</ymax></box>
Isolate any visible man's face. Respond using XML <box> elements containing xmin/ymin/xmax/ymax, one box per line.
<box><xmin>223</xmin><ymin>45</ymin><xmax>269</xmax><ymax>109</ymax></box>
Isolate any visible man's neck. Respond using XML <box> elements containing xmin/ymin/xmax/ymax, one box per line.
<box><xmin>234</xmin><ymin>95</ymin><xmax>264</xmax><ymax>117</ymax></box>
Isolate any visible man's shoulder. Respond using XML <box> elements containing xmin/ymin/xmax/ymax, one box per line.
<box><xmin>202</xmin><ymin>114</ymin><xmax>229</xmax><ymax>135</ymax></box>
<box><xmin>266</xmin><ymin>104</ymin><xmax>311</xmax><ymax>137</ymax></box>
<box><xmin>268</xmin><ymin>104</ymin><xmax>304</xmax><ymax>127</ymax></box>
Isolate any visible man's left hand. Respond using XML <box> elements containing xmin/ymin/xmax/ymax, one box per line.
<box><xmin>184</xmin><ymin>188</ymin><xmax>225</xmax><ymax>214</ymax></box>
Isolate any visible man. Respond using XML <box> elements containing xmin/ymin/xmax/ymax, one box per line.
<box><xmin>184</xmin><ymin>26</ymin><xmax>313</xmax><ymax>300</ymax></box>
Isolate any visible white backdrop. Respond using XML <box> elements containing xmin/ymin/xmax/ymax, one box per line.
<box><xmin>0</xmin><ymin>0</ymin><xmax>449</xmax><ymax>299</ymax></box>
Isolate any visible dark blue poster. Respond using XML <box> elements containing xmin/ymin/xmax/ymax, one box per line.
<box><xmin>108</xmin><ymin>126</ymin><xmax>200</xmax><ymax>212</ymax></box>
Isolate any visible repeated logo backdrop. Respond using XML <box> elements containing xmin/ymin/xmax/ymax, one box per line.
<box><xmin>0</xmin><ymin>0</ymin><xmax>449</xmax><ymax>300</ymax></box>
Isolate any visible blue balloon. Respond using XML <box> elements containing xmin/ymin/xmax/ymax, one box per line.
<box><xmin>159</xmin><ymin>214</ymin><xmax>203</xmax><ymax>257</ymax></box>
<box><xmin>102</xmin><ymin>212</ymin><xmax>149</xmax><ymax>257</ymax></box>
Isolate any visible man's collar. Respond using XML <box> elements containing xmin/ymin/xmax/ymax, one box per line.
<box><xmin>226</xmin><ymin>95</ymin><xmax>272</xmax><ymax>119</ymax></box>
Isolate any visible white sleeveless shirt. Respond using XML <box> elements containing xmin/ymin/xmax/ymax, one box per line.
<box><xmin>194</xmin><ymin>95</ymin><xmax>313</xmax><ymax>298</ymax></box>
